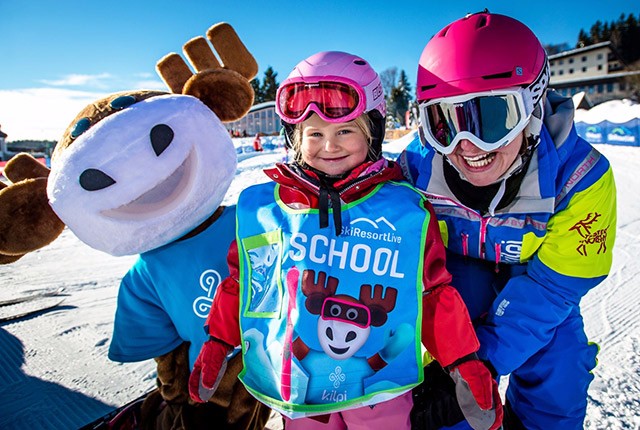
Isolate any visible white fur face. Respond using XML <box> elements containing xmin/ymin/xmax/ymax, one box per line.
<box><xmin>47</xmin><ymin>94</ymin><xmax>237</xmax><ymax>256</ymax></box>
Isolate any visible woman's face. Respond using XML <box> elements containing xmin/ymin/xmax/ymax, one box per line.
<box><xmin>299</xmin><ymin>114</ymin><xmax>369</xmax><ymax>176</ymax></box>
<box><xmin>446</xmin><ymin>133</ymin><xmax>524</xmax><ymax>187</ymax></box>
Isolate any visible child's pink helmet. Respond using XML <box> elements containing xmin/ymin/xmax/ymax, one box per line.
<box><xmin>416</xmin><ymin>11</ymin><xmax>549</xmax><ymax>105</ymax></box>
<box><xmin>279</xmin><ymin>51</ymin><xmax>386</xmax><ymax>120</ymax></box>
<box><xmin>277</xmin><ymin>51</ymin><xmax>387</xmax><ymax>160</ymax></box>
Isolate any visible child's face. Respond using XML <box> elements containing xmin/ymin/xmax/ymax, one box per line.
<box><xmin>299</xmin><ymin>114</ymin><xmax>369</xmax><ymax>176</ymax></box>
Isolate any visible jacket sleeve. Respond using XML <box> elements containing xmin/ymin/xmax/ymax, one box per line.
<box><xmin>421</xmin><ymin>202</ymin><xmax>480</xmax><ymax>367</ymax></box>
<box><xmin>476</xmin><ymin>164</ymin><xmax>616</xmax><ymax>375</ymax></box>
<box><xmin>206</xmin><ymin>240</ymin><xmax>242</xmax><ymax>347</ymax></box>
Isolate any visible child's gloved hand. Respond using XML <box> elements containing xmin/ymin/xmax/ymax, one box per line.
<box><xmin>448</xmin><ymin>359</ymin><xmax>503</xmax><ymax>430</ymax></box>
<box><xmin>188</xmin><ymin>338</ymin><xmax>232</xmax><ymax>403</ymax></box>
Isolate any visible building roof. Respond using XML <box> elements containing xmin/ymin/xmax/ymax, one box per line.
<box><xmin>249</xmin><ymin>101</ymin><xmax>276</xmax><ymax>112</ymax></box>
<box><xmin>550</xmin><ymin>70</ymin><xmax>640</xmax><ymax>87</ymax></box>
<box><xmin>548</xmin><ymin>41</ymin><xmax>612</xmax><ymax>60</ymax></box>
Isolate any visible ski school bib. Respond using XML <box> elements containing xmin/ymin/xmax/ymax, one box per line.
<box><xmin>236</xmin><ymin>180</ymin><xmax>429</xmax><ymax>418</ymax></box>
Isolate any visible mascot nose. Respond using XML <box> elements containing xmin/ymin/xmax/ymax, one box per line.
<box><xmin>79</xmin><ymin>168</ymin><xmax>116</xmax><ymax>191</ymax></box>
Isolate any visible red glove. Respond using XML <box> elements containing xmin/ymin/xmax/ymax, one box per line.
<box><xmin>448</xmin><ymin>359</ymin><xmax>503</xmax><ymax>430</ymax></box>
<box><xmin>188</xmin><ymin>338</ymin><xmax>232</xmax><ymax>403</ymax></box>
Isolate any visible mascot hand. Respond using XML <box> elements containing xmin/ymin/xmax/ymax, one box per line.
<box><xmin>448</xmin><ymin>359</ymin><xmax>503</xmax><ymax>430</ymax></box>
<box><xmin>188</xmin><ymin>338</ymin><xmax>232</xmax><ymax>403</ymax></box>
<box><xmin>379</xmin><ymin>322</ymin><xmax>413</xmax><ymax>362</ymax></box>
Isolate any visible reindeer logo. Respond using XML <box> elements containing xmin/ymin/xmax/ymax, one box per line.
<box><xmin>569</xmin><ymin>212</ymin><xmax>609</xmax><ymax>256</ymax></box>
<box><xmin>286</xmin><ymin>268</ymin><xmax>413</xmax><ymax>403</ymax></box>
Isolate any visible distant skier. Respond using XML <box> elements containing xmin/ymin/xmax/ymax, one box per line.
<box><xmin>253</xmin><ymin>133</ymin><xmax>264</xmax><ymax>152</ymax></box>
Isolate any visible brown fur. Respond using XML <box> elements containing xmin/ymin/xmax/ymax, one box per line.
<box><xmin>0</xmin><ymin>178</ymin><xmax>64</xmax><ymax>256</ymax></box>
<box><xmin>4</xmin><ymin>153</ymin><xmax>50</xmax><ymax>182</ymax></box>
<box><xmin>206</xmin><ymin>23</ymin><xmax>258</xmax><ymax>80</ymax></box>
<box><xmin>183</xmin><ymin>69</ymin><xmax>254</xmax><ymax>122</ymax></box>
<box><xmin>183</xmin><ymin>37</ymin><xmax>222</xmax><ymax>72</ymax></box>
<box><xmin>141</xmin><ymin>343</ymin><xmax>271</xmax><ymax>430</ymax></box>
<box><xmin>156</xmin><ymin>22</ymin><xmax>256</xmax><ymax>123</ymax></box>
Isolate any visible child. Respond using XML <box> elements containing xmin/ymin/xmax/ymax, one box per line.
<box><xmin>189</xmin><ymin>51</ymin><xmax>502</xmax><ymax>430</ymax></box>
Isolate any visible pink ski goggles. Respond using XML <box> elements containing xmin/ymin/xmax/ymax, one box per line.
<box><xmin>419</xmin><ymin>88</ymin><xmax>531</xmax><ymax>154</ymax></box>
<box><xmin>276</xmin><ymin>77</ymin><xmax>366</xmax><ymax>124</ymax></box>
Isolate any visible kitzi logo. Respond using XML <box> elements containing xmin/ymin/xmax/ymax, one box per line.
<box><xmin>568</xmin><ymin>212</ymin><xmax>609</xmax><ymax>256</ymax></box>
<box><xmin>341</xmin><ymin>216</ymin><xmax>402</xmax><ymax>244</ymax></box>
<box><xmin>192</xmin><ymin>269</ymin><xmax>222</xmax><ymax>318</ymax></box>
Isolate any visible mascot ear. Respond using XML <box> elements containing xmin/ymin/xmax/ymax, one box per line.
<box><xmin>156</xmin><ymin>22</ymin><xmax>257</xmax><ymax>123</ymax></box>
<box><xmin>0</xmin><ymin>154</ymin><xmax>65</xmax><ymax>263</ymax></box>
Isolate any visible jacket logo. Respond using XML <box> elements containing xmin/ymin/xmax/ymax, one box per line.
<box><xmin>568</xmin><ymin>212</ymin><xmax>609</xmax><ymax>256</ymax></box>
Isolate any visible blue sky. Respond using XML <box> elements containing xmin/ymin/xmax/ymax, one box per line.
<box><xmin>0</xmin><ymin>0</ymin><xmax>634</xmax><ymax>141</ymax></box>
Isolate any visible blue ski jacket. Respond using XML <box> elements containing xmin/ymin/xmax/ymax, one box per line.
<box><xmin>397</xmin><ymin>92</ymin><xmax>617</xmax><ymax>376</ymax></box>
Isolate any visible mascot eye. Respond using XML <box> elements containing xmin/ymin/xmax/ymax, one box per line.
<box><xmin>330</xmin><ymin>304</ymin><xmax>341</xmax><ymax>317</ymax></box>
<box><xmin>79</xmin><ymin>168</ymin><xmax>116</xmax><ymax>191</ymax></box>
<box><xmin>71</xmin><ymin>117</ymin><xmax>91</xmax><ymax>139</ymax></box>
<box><xmin>109</xmin><ymin>95</ymin><xmax>137</xmax><ymax>110</ymax></box>
<box><xmin>346</xmin><ymin>308</ymin><xmax>358</xmax><ymax>321</ymax></box>
<box><xmin>150</xmin><ymin>124</ymin><xmax>174</xmax><ymax>156</ymax></box>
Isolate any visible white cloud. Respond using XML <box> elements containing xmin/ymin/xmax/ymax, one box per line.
<box><xmin>132</xmin><ymin>79</ymin><xmax>168</xmax><ymax>91</ymax></box>
<box><xmin>0</xmin><ymin>88</ymin><xmax>109</xmax><ymax>141</ymax></box>
<box><xmin>40</xmin><ymin>73</ymin><xmax>113</xmax><ymax>88</ymax></box>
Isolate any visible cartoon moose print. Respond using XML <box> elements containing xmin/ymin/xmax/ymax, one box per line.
<box><xmin>286</xmin><ymin>267</ymin><xmax>414</xmax><ymax>404</ymax></box>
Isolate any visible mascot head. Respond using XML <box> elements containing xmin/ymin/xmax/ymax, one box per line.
<box><xmin>0</xmin><ymin>23</ymin><xmax>257</xmax><ymax>259</ymax></box>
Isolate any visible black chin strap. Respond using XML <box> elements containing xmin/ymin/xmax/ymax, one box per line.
<box><xmin>318</xmin><ymin>178</ymin><xmax>343</xmax><ymax>236</ymax></box>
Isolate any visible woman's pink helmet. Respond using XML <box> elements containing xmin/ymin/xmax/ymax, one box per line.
<box><xmin>416</xmin><ymin>11</ymin><xmax>549</xmax><ymax>105</ymax></box>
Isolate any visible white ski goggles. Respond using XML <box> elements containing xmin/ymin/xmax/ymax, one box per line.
<box><xmin>419</xmin><ymin>88</ymin><xmax>531</xmax><ymax>155</ymax></box>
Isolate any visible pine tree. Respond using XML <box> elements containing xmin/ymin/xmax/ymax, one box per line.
<box><xmin>251</xmin><ymin>78</ymin><xmax>264</xmax><ymax>104</ymax></box>
<box><xmin>577</xmin><ymin>29</ymin><xmax>591</xmax><ymax>48</ymax></box>
<box><xmin>388</xmin><ymin>70</ymin><xmax>413</xmax><ymax>126</ymax></box>
<box><xmin>379</xmin><ymin>67</ymin><xmax>398</xmax><ymax>99</ymax></box>
<box><xmin>260</xmin><ymin>67</ymin><xmax>279</xmax><ymax>102</ymax></box>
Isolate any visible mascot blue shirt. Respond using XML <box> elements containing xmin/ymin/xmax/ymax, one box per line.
<box><xmin>109</xmin><ymin>205</ymin><xmax>237</xmax><ymax>370</ymax></box>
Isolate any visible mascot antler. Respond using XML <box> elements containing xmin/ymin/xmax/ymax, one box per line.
<box><xmin>156</xmin><ymin>22</ymin><xmax>258</xmax><ymax>121</ymax></box>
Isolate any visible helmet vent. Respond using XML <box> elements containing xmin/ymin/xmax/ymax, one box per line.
<box><xmin>438</xmin><ymin>24</ymin><xmax>452</xmax><ymax>37</ymax></box>
<box><xmin>482</xmin><ymin>71</ymin><xmax>512</xmax><ymax>80</ymax></box>
<box><xmin>420</xmin><ymin>84</ymin><xmax>437</xmax><ymax>91</ymax></box>
<box><xmin>475</xmin><ymin>15</ymin><xmax>488</xmax><ymax>29</ymax></box>
<box><xmin>353</xmin><ymin>60</ymin><xmax>366</xmax><ymax>65</ymax></box>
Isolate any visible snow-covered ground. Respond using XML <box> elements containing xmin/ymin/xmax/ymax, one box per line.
<box><xmin>1</xmin><ymin>133</ymin><xmax>639</xmax><ymax>429</ymax></box>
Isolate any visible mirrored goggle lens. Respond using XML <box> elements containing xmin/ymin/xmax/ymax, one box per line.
<box><xmin>279</xmin><ymin>81</ymin><xmax>361</xmax><ymax>120</ymax></box>
<box><xmin>424</xmin><ymin>94</ymin><xmax>524</xmax><ymax>149</ymax></box>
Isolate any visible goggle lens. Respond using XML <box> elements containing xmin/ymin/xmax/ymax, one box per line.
<box><xmin>421</xmin><ymin>92</ymin><xmax>525</xmax><ymax>152</ymax></box>
<box><xmin>321</xmin><ymin>297</ymin><xmax>371</xmax><ymax>328</ymax></box>
<box><xmin>278</xmin><ymin>81</ymin><xmax>361</xmax><ymax>122</ymax></box>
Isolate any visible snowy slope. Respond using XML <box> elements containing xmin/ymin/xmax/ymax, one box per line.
<box><xmin>0</xmin><ymin>134</ymin><xmax>638</xmax><ymax>429</ymax></box>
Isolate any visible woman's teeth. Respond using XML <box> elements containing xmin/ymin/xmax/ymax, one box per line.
<box><xmin>463</xmin><ymin>153</ymin><xmax>495</xmax><ymax>168</ymax></box>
